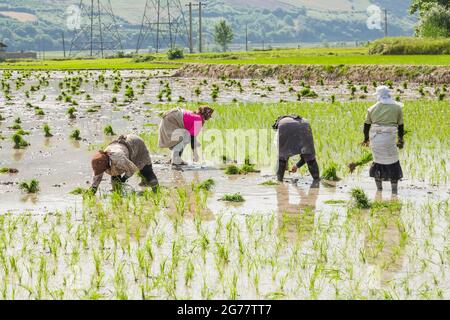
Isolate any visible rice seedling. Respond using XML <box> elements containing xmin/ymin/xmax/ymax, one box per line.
<box><xmin>69</xmin><ymin>129</ymin><xmax>81</xmax><ymax>141</ymax></box>
<box><xmin>103</xmin><ymin>125</ymin><xmax>115</xmax><ymax>136</ymax></box>
<box><xmin>321</xmin><ymin>162</ymin><xmax>340</xmax><ymax>181</ymax></box>
<box><xmin>348</xmin><ymin>150</ymin><xmax>373</xmax><ymax>173</ymax></box>
<box><xmin>259</xmin><ymin>180</ymin><xmax>279</xmax><ymax>186</ymax></box>
<box><xmin>197</xmin><ymin>178</ymin><xmax>215</xmax><ymax>191</ymax></box>
<box><xmin>219</xmin><ymin>193</ymin><xmax>245</xmax><ymax>202</ymax></box>
<box><xmin>12</xmin><ymin>133</ymin><xmax>29</xmax><ymax>149</ymax></box>
<box><xmin>0</xmin><ymin>167</ymin><xmax>18</xmax><ymax>174</ymax></box>
<box><xmin>66</xmin><ymin>107</ymin><xmax>77</xmax><ymax>119</ymax></box>
<box><xmin>19</xmin><ymin>179</ymin><xmax>40</xmax><ymax>194</ymax></box>
<box><xmin>43</xmin><ymin>124</ymin><xmax>53</xmax><ymax>137</ymax></box>
<box><xmin>350</xmin><ymin>188</ymin><xmax>371</xmax><ymax>209</ymax></box>
<box><xmin>35</xmin><ymin>108</ymin><xmax>45</xmax><ymax>116</ymax></box>
<box><xmin>224</xmin><ymin>164</ymin><xmax>241</xmax><ymax>175</ymax></box>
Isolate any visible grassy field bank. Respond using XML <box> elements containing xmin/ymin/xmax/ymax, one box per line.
<box><xmin>1</xmin><ymin>47</ymin><xmax>449</xmax><ymax>70</ymax></box>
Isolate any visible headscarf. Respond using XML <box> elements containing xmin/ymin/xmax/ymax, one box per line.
<box><xmin>91</xmin><ymin>151</ymin><xmax>110</xmax><ymax>176</ymax></box>
<box><xmin>197</xmin><ymin>106</ymin><xmax>214</xmax><ymax>121</ymax></box>
<box><xmin>373</xmin><ymin>85</ymin><xmax>398</xmax><ymax>105</ymax></box>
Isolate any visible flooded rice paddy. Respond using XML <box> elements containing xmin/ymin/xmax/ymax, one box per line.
<box><xmin>0</xmin><ymin>69</ymin><xmax>448</xmax><ymax>299</ymax></box>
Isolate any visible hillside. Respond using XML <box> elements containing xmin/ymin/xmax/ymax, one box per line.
<box><xmin>0</xmin><ymin>0</ymin><xmax>416</xmax><ymax>52</ymax></box>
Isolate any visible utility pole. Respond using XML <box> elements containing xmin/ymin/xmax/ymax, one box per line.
<box><xmin>90</xmin><ymin>0</ymin><xmax>94</xmax><ymax>56</ymax></box>
<box><xmin>245</xmin><ymin>23</ymin><xmax>248</xmax><ymax>51</ymax></box>
<box><xmin>186</xmin><ymin>2</ymin><xmax>193</xmax><ymax>53</ymax></box>
<box><xmin>193</xmin><ymin>1</ymin><xmax>206</xmax><ymax>53</ymax></box>
<box><xmin>198</xmin><ymin>1</ymin><xmax>202</xmax><ymax>53</ymax></box>
<box><xmin>97</xmin><ymin>0</ymin><xmax>104</xmax><ymax>58</ymax></box>
<box><xmin>62</xmin><ymin>32</ymin><xmax>66</xmax><ymax>58</ymax></box>
<box><xmin>156</xmin><ymin>0</ymin><xmax>161</xmax><ymax>53</ymax></box>
<box><xmin>384</xmin><ymin>9</ymin><xmax>388</xmax><ymax>37</ymax></box>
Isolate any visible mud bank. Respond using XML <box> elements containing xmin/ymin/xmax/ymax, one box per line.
<box><xmin>174</xmin><ymin>64</ymin><xmax>450</xmax><ymax>84</ymax></box>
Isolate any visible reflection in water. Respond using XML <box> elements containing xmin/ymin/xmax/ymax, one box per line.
<box><xmin>71</xmin><ymin>140</ymin><xmax>81</xmax><ymax>149</ymax></box>
<box><xmin>20</xmin><ymin>194</ymin><xmax>38</xmax><ymax>204</ymax></box>
<box><xmin>43</xmin><ymin>137</ymin><xmax>51</xmax><ymax>148</ymax></box>
<box><xmin>12</xmin><ymin>149</ymin><xmax>25</xmax><ymax>162</ymax></box>
<box><xmin>276</xmin><ymin>183</ymin><xmax>320</xmax><ymax>241</ymax></box>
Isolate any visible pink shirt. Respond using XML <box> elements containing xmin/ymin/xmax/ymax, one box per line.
<box><xmin>183</xmin><ymin>110</ymin><xmax>203</xmax><ymax>136</ymax></box>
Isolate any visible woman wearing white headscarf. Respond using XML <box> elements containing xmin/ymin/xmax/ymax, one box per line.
<box><xmin>363</xmin><ymin>86</ymin><xmax>405</xmax><ymax>194</ymax></box>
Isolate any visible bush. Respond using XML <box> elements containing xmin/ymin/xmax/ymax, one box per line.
<box><xmin>368</xmin><ymin>37</ymin><xmax>450</xmax><ymax>55</ymax></box>
<box><xmin>167</xmin><ymin>47</ymin><xmax>184</xmax><ymax>60</ymax></box>
<box><xmin>132</xmin><ymin>54</ymin><xmax>155</xmax><ymax>63</ymax></box>
<box><xmin>416</xmin><ymin>5</ymin><xmax>450</xmax><ymax>38</ymax></box>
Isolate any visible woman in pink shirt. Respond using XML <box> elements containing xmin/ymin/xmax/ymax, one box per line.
<box><xmin>158</xmin><ymin>106</ymin><xmax>214</xmax><ymax>166</ymax></box>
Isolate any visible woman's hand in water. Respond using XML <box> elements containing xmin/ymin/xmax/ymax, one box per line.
<box><xmin>290</xmin><ymin>165</ymin><xmax>298</xmax><ymax>173</ymax></box>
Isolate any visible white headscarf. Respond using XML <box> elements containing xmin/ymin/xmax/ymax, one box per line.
<box><xmin>373</xmin><ymin>85</ymin><xmax>398</xmax><ymax>105</ymax></box>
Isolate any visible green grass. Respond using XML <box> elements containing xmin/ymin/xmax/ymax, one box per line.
<box><xmin>176</xmin><ymin>47</ymin><xmax>450</xmax><ymax>65</ymax></box>
<box><xmin>2</xmin><ymin>47</ymin><xmax>449</xmax><ymax>70</ymax></box>
<box><xmin>0</xmin><ymin>58</ymin><xmax>181</xmax><ymax>70</ymax></box>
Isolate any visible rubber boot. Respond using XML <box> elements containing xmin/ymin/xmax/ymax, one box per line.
<box><xmin>375</xmin><ymin>179</ymin><xmax>383</xmax><ymax>191</ymax></box>
<box><xmin>307</xmin><ymin>160</ymin><xmax>321</xmax><ymax>188</ymax></box>
<box><xmin>140</xmin><ymin>165</ymin><xmax>159</xmax><ymax>191</ymax></box>
<box><xmin>277</xmin><ymin>159</ymin><xmax>287</xmax><ymax>182</ymax></box>
<box><xmin>111</xmin><ymin>176</ymin><xmax>123</xmax><ymax>192</ymax></box>
<box><xmin>391</xmin><ymin>180</ymin><xmax>398</xmax><ymax>195</ymax></box>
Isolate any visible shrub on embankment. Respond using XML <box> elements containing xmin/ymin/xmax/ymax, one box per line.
<box><xmin>368</xmin><ymin>37</ymin><xmax>450</xmax><ymax>55</ymax></box>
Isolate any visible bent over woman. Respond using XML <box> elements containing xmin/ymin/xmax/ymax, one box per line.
<box><xmin>158</xmin><ymin>106</ymin><xmax>214</xmax><ymax>167</ymax></box>
<box><xmin>273</xmin><ymin>115</ymin><xmax>320</xmax><ymax>187</ymax></box>
<box><xmin>90</xmin><ymin>134</ymin><xmax>158</xmax><ymax>193</ymax></box>
<box><xmin>363</xmin><ymin>86</ymin><xmax>405</xmax><ymax>194</ymax></box>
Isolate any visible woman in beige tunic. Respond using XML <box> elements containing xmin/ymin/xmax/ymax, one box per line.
<box><xmin>363</xmin><ymin>86</ymin><xmax>405</xmax><ymax>194</ymax></box>
<box><xmin>90</xmin><ymin>134</ymin><xmax>158</xmax><ymax>193</ymax></box>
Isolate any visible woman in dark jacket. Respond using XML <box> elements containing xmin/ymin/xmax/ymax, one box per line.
<box><xmin>273</xmin><ymin>115</ymin><xmax>320</xmax><ymax>187</ymax></box>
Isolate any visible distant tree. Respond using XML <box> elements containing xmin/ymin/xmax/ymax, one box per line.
<box><xmin>416</xmin><ymin>5</ymin><xmax>450</xmax><ymax>37</ymax></box>
<box><xmin>213</xmin><ymin>19</ymin><xmax>234</xmax><ymax>52</ymax></box>
<box><xmin>410</xmin><ymin>0</ymin><xmax>449</xmax><ymax>15</ymax></box>
<box><xmin>410</xmin><ymin>1</ymin><xmax>450</xmax><ymax>37</ymax></box>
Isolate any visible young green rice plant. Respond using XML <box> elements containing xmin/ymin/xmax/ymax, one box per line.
<box><xmin>12</xmin><ymin>133</ymin><xmax>29</xmax><ymax>149</ymax></box>
<box><xmin>103</xmin><ymin>125</ymin><xmax>115</xmax><ymax>136</ymax></box>
<box><xmin>35</xmin><ymin>108</ymin><xmax>45</xmax><ymax>116</ymax></box>
<box><xmin>299</xmin><ymin>87</ymin><xmax>318</xmax><ymax>98</ymax></box>
<box><xmin>67</xmin><ymin>107</ymin><xmax>77</xmax><ymax>119</ymax></box>
<box><xmin>348</xmin><ymin>150</ymin><xmax>373</xmax><ymax>173</ymax></box>
<box><xmin>0</xmin><ymin>167</ymin><xmax>18</xmax><ymax>174</ymax></box>
<box><xmin>321</xmin><ymin>162</ymin><xmax>340</xmax><ymax>181</ymax></box>
<box><xmin>197</xmin><ymin>178</ymin><xmax>215</xmax><ymax>191</ymax></box>
<box><xmin>219</xmin><ymin>193</ymin><xmax>245</xmax><ymax>202</ymax></box>
<box><xmin>15</xmin><ymin>129</ymin><xmax>30</xmax><ymax>135</ymax></box>
<box><xmin>259</xmin><ymin>180</ymin><xmax>279</xmax><ymax>186</ymax></box>
<box><xmin>19</xmin><ymin>179</ymin><xmax>40</xmax><ymax>194</ymax></box>
<box><xmin>43</xmin><ymin>123</ymin><xmax>53</xmax><ymax>137</ymax></box>
<box><xmin>350</xmin><ymin>187</ymin><xmax>371</xmax><ymax>209</ymax></box>
<box><xmin>69</xmin><ymin>129</ymin><xmax>81</xmax><ymax>140</ymax></box>
<box><xmin>224</xmin><ymin>164</ymin><xmax>241</xmax><ymax>175</ymax></box>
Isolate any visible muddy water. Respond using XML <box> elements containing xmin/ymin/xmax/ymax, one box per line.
<box><xmin>0</xmin><ymin>69</ymin><xmax>447</xmax><ymax>214</ymax></box>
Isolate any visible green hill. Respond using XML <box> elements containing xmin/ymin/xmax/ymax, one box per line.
<box><xmin>0</xmin><ymin>0</ymin><xmax>416</xmax><ymax>52</ymax></box>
